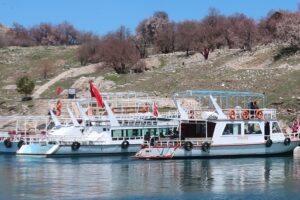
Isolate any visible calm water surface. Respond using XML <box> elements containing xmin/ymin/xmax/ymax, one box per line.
<box><xmin>1</xmin><ymin>149</ymin><xmax>300</xmax><ymax>200</ymax></box>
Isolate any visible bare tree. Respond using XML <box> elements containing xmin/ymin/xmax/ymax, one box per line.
<box><xmin>226</xmin><ymin>14</ymin><xmax>258</xmax><ymax>51</ymax></box>
<box><xmin>135</xmin><ymin>11</ymin><xmax>170</xmax><ymax>48</ymax></box>
<box><xmin>77</xmin><ymin>33</ymin><xmax>100</xmax><ymax>65</ymax></box>
<box><xmin>97</xmin><ymin>27</ymin><xmax>140</xmax><ymax>74</ymax></box>
<box><xmin>275</xmin><ymin>12</ymin><xmax>300</xmax><ymax>48</ymax></box>
<box><xmin>135</xmin><ymin>19</ymin><xmax>151</xmax><ymax>58</ymax></box>
<box><xmin>257</xmin><ymin>11</ymin><xmax>285</xmax><ymax>44</ymax></box>
<box><xmin>10</xmin><ymin>23</ymin><xmax>34</xmax><ymax>46</ymax></box>
<box><xmin>175</xmin><ymin>20</ymin><xmax>199</xmax><ymax>56</ymax></box>
<box><xmin>195</xmin><ymin>9</ymin><xmax>227</xmax><ymax>59</ymax></box>
<box><xmin>154</xmin><ymin>22</ymin><xmax>176</xmax><ymax>54</ymax></box>
<box><xmin>40</xmin><ymin>59</ymin><xmax>54</xmax><ymax>79</ymax></box>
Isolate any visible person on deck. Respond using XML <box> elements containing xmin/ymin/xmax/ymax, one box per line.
<box><xmin>292</xmin><ymin>117</ymin><xmax>299</xmax><ymax>133</ymax></box>
<box><xmin>249</xmin><ymin>101</ymin><xmax>254</xmax><ymax>118</ymax></box>
<box><xmin>253</xmin><ymin>101</ymin><xmax>259</xmax><ymax>110</ymax></box>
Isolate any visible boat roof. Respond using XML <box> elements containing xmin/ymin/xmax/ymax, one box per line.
<box><xmin>174</xmin><ymin>90</ymin><xmax>265</xmax><ymax>98</ymax></box>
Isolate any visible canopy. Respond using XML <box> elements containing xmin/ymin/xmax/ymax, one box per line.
<box><xmin>173</xmin><ymin>90</ymin><xmax>266</xmax><ymax>108</ymax></box>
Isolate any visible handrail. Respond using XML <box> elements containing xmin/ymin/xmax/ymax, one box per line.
<box><xmin>185</xmin><ymin>108</ymin><xmax>277</xmax><ymax>120</ymax></box>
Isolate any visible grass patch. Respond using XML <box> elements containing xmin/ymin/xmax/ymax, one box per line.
<box><xmin>159</xmin><ymin>57</ymin><xmax>167</xmax><ymax>68</ymax></box>
<box><xmin>41</xmin><ymin>78</ymin><xmax>75</xmax><ymax>98</ymax></box>
<box><xmin>104</xmin><ymin>73</ymin><xmax>130</xmax><ymax>85</ymax></box>
<box><xmin>273</xmin><ymin>46</ymin><xmax>299</xmax><ymax>61</ymax></box>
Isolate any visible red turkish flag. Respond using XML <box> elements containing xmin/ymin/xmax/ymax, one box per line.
<box><xmin>153</xmin><ymin>103</ymin><xmax>158</xmax><ymax>117</ymax></box>
<box><xmin>89</xmin><ymin>81</ymin><xmax>104</xmax><ymax>108</ymax></box>
<box><xmin>56</xmin><ymin>87</ymin><xmax>62</xmax><ymax>95</ymax></box>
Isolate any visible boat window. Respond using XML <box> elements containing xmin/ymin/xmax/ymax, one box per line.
<box><xmin>244</xmin><ymin>123</ymin><xmax>262</xmax><ymax>134</ymax></box>
<box><xmin>149</xmin><ymin>128</ymin><xmax>157</xmax><ymax>136</ymax></box>
<box><xmin>141</xmin><ymin>129</ymin><xmax>150</xmax><ymax>136</ymax></box>
<box><xmin>112</xmin><ymin>130</ymin><xmax>122</xmax><ymax>138</ymax></box>
<box><xmin>272</xmin><ymin>122</ymin><xmax>281</xmax><ymax>133</ymax></box>
<box><xmin>127</xmin><ymin>129</ymin><xmax>133</xmax><ymax>137</ymax></box>
<box><xmin>207</xmin><ymin>122</ymin><xmax>216</xmax><ymax>138</ymax></box>
<box><xmin>222</xmin><ymin>124</ymin><xmax>241</xmax><ymax>135</ymax></box>
<box><xmin>181</xmin><ymin>122</ymin><xmax>207</xmax><ymax>138</ymax></box>
<box><xmin>158</xmin><ymin>128</ymin><xmax>167</xmax><ymax>137</ymax></box>
<box><xmin>132</xmin><ymin>129</ymin><xmax>139</xmax><ymax>136</ymax></box>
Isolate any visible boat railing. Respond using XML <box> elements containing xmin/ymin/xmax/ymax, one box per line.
<box><xmin>0</xmin><ymin>134</ymin><xmax>47</xmax><ymax>143</ymax></box>
<box><xmin>112</xmin><ymin>136</ymin><xmax>144</xmax><ymax>141</ymax></box>
<box><xmin>143</xmin><ymin>138</ymin><xmax>213</xmax><ymax>147</ymax></box>
<box><xmin>186</xmin><ymin>108</ymin><xmax>277</xmax><ymax>120</ymax></box>
<box><xmin>284</xmin><ymin>132</ymin><xmax>300</xmax><ymax>140</ymax></box>
<box><xmin>223</xmin><ymin>108</ymin><xmax>277</xmax><ymax>120</ymax></box>
<box><xmin>118</xmin><ymin>119</ymin><xmax>158</xmax><ymax>127</ymax></box>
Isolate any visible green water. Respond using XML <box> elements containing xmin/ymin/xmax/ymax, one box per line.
<box><xmin>0</xmin><ymin>152</ymin><xmax>300</xmax><ymax>200</ymax></box>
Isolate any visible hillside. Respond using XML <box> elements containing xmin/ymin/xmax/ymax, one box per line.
<box><xmin>0</xmin><ymin>45</ymin><xmax>299</xmax><ymax>121</ymax></box>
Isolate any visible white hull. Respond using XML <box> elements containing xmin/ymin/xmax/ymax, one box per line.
<box><xmin>17</xmin><ymin>139</ymin><xmax>143</xmax><ymax>157</ymax></box>
<box><xmin>46</xmin><ymin>144</ymin><xmax>141</xmax><ymax>157</ymax></box>
<box><xmin>134</xmin><ymin>141</ymin><xmax>300</xmax><ymax>159</ymax></box>
<box><xmin>17</xmin><ymin>141</ymin><xmax>142</xmax><ymax>157</ymax></box>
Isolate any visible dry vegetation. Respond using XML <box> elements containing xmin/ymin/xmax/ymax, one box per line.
<box><xmin>0</xmin><ymin>8</ymin><xmax>299</xmax><ymax>123</ymax></box>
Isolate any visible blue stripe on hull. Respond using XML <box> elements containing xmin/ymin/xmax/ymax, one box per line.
<box><xmin>50</xmin><ymin>144</ymin><xmax>141</xmax><ymax>157</ymax></box>
<box><xmin>0</xmin><ymin>142</ymin><xmax>19</xmax><ymax>154</ymax></box>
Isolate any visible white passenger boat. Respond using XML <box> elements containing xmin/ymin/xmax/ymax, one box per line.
<box><xmin>17</xmin><ymin>98</ymin><xmax>179</xmax><ymax>157</ymax></box>
<box><xmin>133</xmin><ymin>90</ymin><xmax>300</xmax><ymax>159</ymax></box>
<box><xmin>0</xmin><ymin>116</ymin><xmax>49</xmax><ymax>154</ymax></box>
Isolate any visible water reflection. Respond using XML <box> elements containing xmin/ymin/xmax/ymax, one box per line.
<box><xmin>0</xmin><ymin>153</ymin><xmax>300</xmax><ymax>199</ymax></box>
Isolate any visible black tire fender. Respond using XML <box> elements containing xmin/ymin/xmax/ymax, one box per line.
<box><xmin>202</xmin><ymin>142</ymin><xmax>210</xmax><ymax>152</ymax></box>
<box><xmin>284</xmin><ymin>138</ymin><xmax>291</xmax><ymax>146</ymax></box>
<box><xmin>4</xmin><ymin>139</ymin><xmax>12</xmax><ymax>148</ymax></box>
<box><xmin>266</xmin><ymin>139</ymin><xmax>273</xmax><ymax>148</ymax></box>
<box><xmin>184</xmin><ymin>141</ymin><xmax>193</xmax><ymax>151</ymax></box>
<box><xmin>71</xmin><ymin>142</ymin><xmax>81</xmax><ymax>151</ymax></box>
<box><xmin>18</xmin><ymin>140</ymin><xmax>25</xmax><ymax>149</ymax></box>
<box><xmin>121</xmin><ymin>140</ymin><xmax>130</xmax><ymax>149</ymax></box>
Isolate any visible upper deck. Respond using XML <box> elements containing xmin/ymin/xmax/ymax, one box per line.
<box><xmin>173</xmin><ymin>90</ymin><xmax>276</xmax><ymax>120</ymax></box>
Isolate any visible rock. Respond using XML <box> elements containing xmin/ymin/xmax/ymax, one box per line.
<box><xmin>271</xmin><ymin>101</ymin><xmax>284</xmax><ymax>106</ymax></box>
<box><xmin>287</xmin><ymin>108</ymin><xmax>294</xmax><ymax>113</ymax></box>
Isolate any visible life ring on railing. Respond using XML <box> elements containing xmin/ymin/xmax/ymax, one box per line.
<box><xmin>228</xmin><ymin>109</ymin><xmax>236</xmax><ymax>120</ymax></box>
<box><xmin>56</xmin><ymin>100</ymin><xmax>62</xmax><ymax>116</ymax></box>
<box><xmin>256</xmin><ymin>109</ymin><xmax>263</xmax><ymax>120</ymax></box>
<box><xmin>56</xmin><ymin>100</ymin><xmax>62</xmax><ymax>110</ymax></box>
<box><xmin>202</xmin><ymin>142</ymin><xmax>210</xmax><ymax>152</ymax></box>
<box><xmin>71</xmin><ymin>141</ymin><xmax>81</xmax><ymax>151</ymax></box>
<box><xmin>121</xmin><ymin>140</ymin><xmax>130</xmax><ymax>149</ymax></box>
<box><xmin>284</xmin><ymin>138</ymin><xmax>291</xmax><ymax>146</ymax></box>
<box><xmin>4</xmin><ymin>139</ymin><xmax>12</xmax><ymax>148</ymax></box>
<box><xmin>142</xmin><ymin>106</ymin><xmax>148</xmax><ymax>113</ymax></box>
<box><xmin>55</xmin><ymin>109</ymin><xmax>61</xmax><ymax>116</ymax></box>
<box><xmin>265</xmin><ymin>139</ymin><xmax>273</xmax><ymax>147</ymax></box>
<box><xmin>17</xmin><ymin>140</ymin><xmax>25</xmax><ymax>149</ymax></box>
<box><xmin>184</xmin><ymin>141</ymin><xmax>193</xmax><ymax>151</ymax></box>
<box><xmin>241</xmin><ymin>110</ymin><xmax>250</xmax><ymax>120</ymax></box>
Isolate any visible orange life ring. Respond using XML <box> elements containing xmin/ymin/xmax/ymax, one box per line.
<box><xmin>56</xmin><ymin>100</ymin><xmax>62</xmax><ymax>110</ymax></box>
<box><xmin>241</xmin><ymin>110</ymin><xmax>250</xmax><ymax>120</ymax></box>
<box><xmin>228</xmin><ymin>109</ymin><xmax>236</xmax><ymax>120</ymax></box>
<box><xmin>56</xmin><ymin>109</ymin><xmax>61</xmax><ymax>116</ymax></box>
<box><xmin>256</xmin><ymin>109</ymin><xmax>263</xmax><ymax>119</ymax></box>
